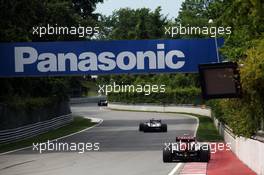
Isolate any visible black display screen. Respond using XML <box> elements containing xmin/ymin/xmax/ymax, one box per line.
<box><xmin>199</xmin><ymin>62</ymin><xmax>242</xmax><ymax>99</ymax></box>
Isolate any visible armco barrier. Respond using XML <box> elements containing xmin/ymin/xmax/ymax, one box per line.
<box><xmin>0</xmin><ymin>114</ymin><xmax>73</xmax><ymax>144</ymax></box>
<box><xmin>70</xmin><ymin>96</ymin><xmax>106</xmax><ymax>104</ymax></box>
<box><xmin>108</xmin><ymin>103</ymin><xmax>211</xmax><ymax>117</ymax></box>
<box><xmin>0</xmin><ymin>101</ymin><xmax>71</xmax><ymax>130</ymax></box>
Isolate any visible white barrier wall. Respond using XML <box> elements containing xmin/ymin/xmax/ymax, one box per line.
<box><xmin>108</xmin><ymin>103</ymin><xmax>211</xmax><ymax>117</ymax></box>
<box><xmin>109</xmin><ymin>104</ymin><xmax>165</xmax><ymax>112</ymax></box>
<box><xmin>237</xmin><ymin>137</ymin><xmax>264</xmax><ymax>174</ymax></box>
<box><xmin>109</xmin><ymin>103</ymin><xmax>264</xmax><ymax>174</ymax></box>
<box><xmin>214</xmin><ymin>117</ymin><xmax>264</xmax><ymax>175</ymax></box>
<box><xmin>164</xmin><ymin>106</ymin><xmax>211</xmax><ymax>117</ymax></box>
<box><xmin>70</xmin><ymin>96</ymin><xmax>106</xmax><ymax>104</ymax></box>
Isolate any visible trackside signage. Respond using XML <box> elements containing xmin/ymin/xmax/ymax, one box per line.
<box><xmin>0</xmin><ymin>39</ymin><xmax>223</xmax><ymax>77</ymax></box>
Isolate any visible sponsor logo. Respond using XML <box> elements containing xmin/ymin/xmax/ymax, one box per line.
<box><xmin>15</xmin><ymin>44</ymin><xmax>185</xmax><ymax>72</ymax></box>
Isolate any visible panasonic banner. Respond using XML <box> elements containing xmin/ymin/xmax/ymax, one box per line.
<box><xmin>0</xmin><ymin>38</ymin><xmax>223</xmax><ymax>77</ymax></box>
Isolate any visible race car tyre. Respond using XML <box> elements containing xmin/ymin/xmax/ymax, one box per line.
<box><xmin>143</xmin><ymin>125</ymin><xmax>149</xmax><ymax>132</ymax></box>
<box><xmin>163</xmin><ymin>145</ymin><xmax>173</xmax><ymax>162</ymax></box>
<box><xmin>139</xmin><ymin>123</ymin><xmax>144</xmax><ymax>131</ymax></box>
<box><xmin>161</xmin><ymin>124</ymin><xmax>167</xmax><ymax>132</ymax></box>
<box><xmin>199</xmin><ymin>145</ymin><xmax>211</xmax><ymax>162</ymax></box>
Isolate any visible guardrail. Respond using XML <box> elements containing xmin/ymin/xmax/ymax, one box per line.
<box><xmin>108</xmin><ymin>103</ymin><xmax>211</xmax><ymax>117</ymax></box>
<box><xmin>0</xmin><ymin>114</ymin><xmax>73</xmax><ymax>144</ymax></box>
<box><xmin>70</xmin><ymin>96</ymin><xmax>106</xmax><ymax>104</ymax></box>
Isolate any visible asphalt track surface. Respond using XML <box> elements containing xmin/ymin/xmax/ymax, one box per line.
<box><xmin>0</xmin><ymin>103</ymin><xmax>198</xmax><ymax>175</ymax></box>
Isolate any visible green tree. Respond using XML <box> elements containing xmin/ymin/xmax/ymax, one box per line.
<box><xmin>218</xmin><ymin>0</ymin><xmax>264</xmax><ymax>60</ymax></box>
<box><xmin>203</xmin><ymin>0</ymin><xmax>264</xmax><ymax>136</ymax></box>
<box><xmin>0</xmin><ymin>0</ymin><xmax>103</xmax><ymax>102</ymax></box>
<box><xmin>215</xmin><ymin>38</ymin><xmax>264</xmax><ymax>137</ymax></box>
<box><xmin>98</xmin><ymin>6</ymin><xmax>201</xmax><ymax>100</ymax></box>
<box><xmin>102</xmin><ymin>7</ymin><xmax>167</xmax><ymax>40</ymax></box>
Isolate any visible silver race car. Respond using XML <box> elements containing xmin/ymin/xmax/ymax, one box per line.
<box><xmin>139</xmin><ymin>119</ymin><xmax>167</xmax><ymax>132</ymax></box>
<box><xmin>98</xmin><ymin>100</ymin><xmax>108</xmax><ymax>106</ymax></box>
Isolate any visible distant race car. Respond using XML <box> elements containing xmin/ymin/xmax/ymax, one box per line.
<box><xmin>139</xmin><ymin>119</ymin><xmax>167</xmax><ymax>132</ymax></box>
<box><xmin>163</xmin><ymin>136</ymin><xmax>210</xmax><ymax>162</ymax></box>
<box><xmin>98</xmin><ymin>100</ymin><xmax>108</xmax><ymax>106</ymax></box>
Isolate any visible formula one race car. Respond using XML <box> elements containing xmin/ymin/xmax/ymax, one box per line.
<box><xmin>163</xmin><ymin>136</ymin><xmax>210</xmax><ymax>162</ymax></box>
<box><xmin>139</xmin><ymin>119</ymin><xmax>167</xmax><ymax>132</ymax></box>
<box><xmin>98</xmin><ymin>100</ymin><xmax>108</xmax><ymax>106</ymax></box>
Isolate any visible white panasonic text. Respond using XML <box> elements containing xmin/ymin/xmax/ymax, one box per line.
<box><xmin>14</xmin><ymin>44</ymin><xmax>186</xmax><ymax>73</ymax></box>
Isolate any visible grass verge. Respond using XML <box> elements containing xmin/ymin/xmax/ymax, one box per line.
<box><xmin>0</xmin><ymin>116</ymin><xmax>96</xmax><ymax>153</ymax></box>
<box><xmin>196</xmin><ymin>115</ymin><xmax>223</xmax><ymax>142</ymax></box>
<box><xmin>175</xmin><ymin>112</ymin><xmax>223</xmax><ymax>142</ymax></box>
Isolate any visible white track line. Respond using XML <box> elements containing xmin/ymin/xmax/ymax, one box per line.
<box><xmin>182</xmin><ymin>114</ymin><xmax>199</xmax><ymax>137</ymax></box>
<box><xmin>0</xmin><ymin>118</ymin><xmax>103</xmax><ymax>156</ymax></box>
<box><xmin>179</xmin><ymin>162</ymin><xmax>207</xmax><ymax>175</ymax></box>
<box><xmin>168</xmin><ymin>163</ymin><xmax>183</xmax><ymax>175</ymax></box>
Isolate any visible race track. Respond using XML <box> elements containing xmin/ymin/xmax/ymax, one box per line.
<box><xmin>0</xmin><ymin>103</ymin><xmax>198</xmax><ymax>175</ymax></box>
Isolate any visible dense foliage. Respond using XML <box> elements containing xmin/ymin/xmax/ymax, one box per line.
<box><xmin>209</xmin><ymin>37</ymin><xmax>264</xmax><ymax>137</ymax></box>
<box><xmin>0</xmin><ymin>0</ymin><xmax>103</xmax><ymax>105</ymax></box>
<box><xmin>204</xmin><ymin>0</ymin><xmax>264</xmax><ymax>136</ymax></box>
<box><xmin>108</xmin><ymin>87</ymin><xmax>201</xmax><ymax>105</ymax></box>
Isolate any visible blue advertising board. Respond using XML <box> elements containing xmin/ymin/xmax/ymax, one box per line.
<box><xmin>0</xmin><ymin>38</ymin><xmax>223</xmax><ymax>77</ymax></box>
